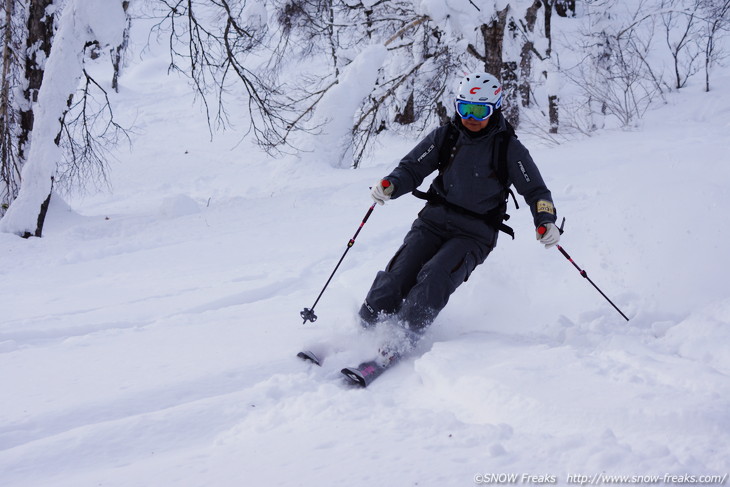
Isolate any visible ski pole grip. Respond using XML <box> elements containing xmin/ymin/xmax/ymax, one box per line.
<box><xmin>369</xmin><ymin>180</ymin><xmax>391</xmax><ymax>190</ymax></box>
<box><xmin>538</xmin><ymin>218</ymin><xmax>566</xmax><ymax>238</ymax></box>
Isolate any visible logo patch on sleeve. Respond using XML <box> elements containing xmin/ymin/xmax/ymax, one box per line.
<box><xmin>536</xmin><ymin>200</ymin><xmax>555</xmax><ymax>215</ymax></box>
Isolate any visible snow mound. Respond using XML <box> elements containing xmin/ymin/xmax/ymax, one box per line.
<box><xmin>158</xmin><ymin>194</ymin><xmax>201</xmax><ymax>218</ymax></box>
<box><xmin>659</xmin><ymin>298</ymin><xmax>730</xmax><ymax>373</ymax></box>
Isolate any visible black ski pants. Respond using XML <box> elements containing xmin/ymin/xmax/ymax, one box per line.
<box><xmin>359</xmin><ymin>215</ymin><xmax>493</xmax><ymax>333</ymax></box>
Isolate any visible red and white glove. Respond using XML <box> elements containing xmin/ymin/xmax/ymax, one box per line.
<box><xmin>371</xmin><ymin>179</ymin><xmax>394</xmax><ymax>205</ymax></box>
<box><xmin>536</xmin><ymin>222</ymin><xmax>561</xmax><ymax>249</ymax></box>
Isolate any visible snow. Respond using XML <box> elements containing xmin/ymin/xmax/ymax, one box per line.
<box><xmin>2</xmin><ymin>11</ymin><xmax>730</xmax><ymax>487</ymax></box>
<box><xmin>417</xmin><ymin>0</ymin><xmax>491</xmax><ymax>39</ymax></box>
<box><xmin>306</xmin><ymin>43</ymin><xmax>388</xmax><ymax>167</ymax></box>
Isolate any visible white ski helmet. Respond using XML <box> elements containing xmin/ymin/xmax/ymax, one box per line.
<box><xmin>455</xmin><ymin>72</ymin><xmax>503</xmax><ymax>108</ymax></box>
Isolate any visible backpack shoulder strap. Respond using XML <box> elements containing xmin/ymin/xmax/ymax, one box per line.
<box><xmin>494</xmin><ymin>119</ymin><xmax>516</xmax><ymax>185</ymax></box>
<box><xmin>494</xmin><ymin>119</ymin><xmax>519</xmax><ymax>210</ymax></box>
<box><xmin>437</xmin><ymin>122</ymin><xmax>460</xmax><ymax>174</ymax></box>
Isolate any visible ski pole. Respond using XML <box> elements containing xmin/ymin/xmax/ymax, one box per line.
<box><xmin>300</xmin><ymin>202</ymin><xmax>377</xmax><ymax>324</ymax></box>
<box><xmin>538</xmin><ymin>220</ymin><xmax>630</xmax><ymax>322</ymax></box>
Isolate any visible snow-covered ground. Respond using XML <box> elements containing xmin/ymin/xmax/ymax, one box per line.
<box><xmin>2</xmin><ymin>20</ymin><xmax>730</xmax><ymax>487</ymax></box>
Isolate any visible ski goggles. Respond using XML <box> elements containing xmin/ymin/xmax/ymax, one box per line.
<box><xmin>456</xmin><ymin>100</ymin><xmax>496</xmax><ymax>121</ymax></box>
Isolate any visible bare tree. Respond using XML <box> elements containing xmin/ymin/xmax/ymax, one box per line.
<box><xmin>518</xmin><ymin>0</ymin><xmax>543</xmax><ymax>110</ymax></box>
<box><xmin>112</xmin><ymin>1</ymin><xmax>131</xmax><ymax>93</ymax></box>
<box><xmin>464</xmin><ymin>2</ymin><xmax>574</xmax><ymax>129</ymax></box>
<box><xmin>55</xmin><ymin>66</ymin><xmax>130</xmax><ymax>193</ymax></box>
<box><xmin>700</xmin><ymin>0</ymin><xmax>730</xmax><ymax>91</ymax></box>
<box><xmin>351</xmin><ymin>13</ymin><xmax>455</xmax><ymax>167</ymax></box>
<box><xmin>541</xmin><ymin>0</ymin><xmax>576</xmax><ymax>134</ymax></box>
<box><xmin>0</xmin><ymin>0</ymin><xmax>23</xmax><ymax>213</ymax></box>
<box><xmin>18</xmin><ymin>0</ymin><xmax>53</xmax><ymax>164</ymax></box>
<box><xmin>467</xmin><ymin>8</ymin><xmax>510</xmax><ymax>77</ymax></box>
<box><xmin>152</xmin><ymin>0</ymin><xmax>292</xmax><ymax>151</ymax></box>
<box><xmin>661</xmin><ymin>0</ymin><xmax>703</xmax><ymax>89</ymax></box>
<box><xmin>0</xmin><ymin>0</ymin><xmax>55</xmax><ymax>222</ymax></box>
<box><xmin>273</xmin><ymin>0</ymin><xmax>342</xmax><ymax>76</ymax></box>
<box><xmin>466</xmin><ymin>6</ymin><xmax>514</xmax><ymax>122</ymax></box>
<box><xmin>560</xmin><ymin>1</ymin><xmax>667</xmax><ymax>129</ymax></box>
<box><xmin>270</xmin><ymin>0</ymin><xmax>460</xmax><ymax>167</ymax></box>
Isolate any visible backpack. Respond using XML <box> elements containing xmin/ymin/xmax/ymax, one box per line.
<box><xmin>411</xmin><ymin>118</ymin><xmax>519</xmax><ymax>239</ymax></box>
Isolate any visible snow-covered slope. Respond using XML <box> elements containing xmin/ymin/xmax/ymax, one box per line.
<box><xmin>1</xmin><ymin>23</ymin><xmax>729</xmax><ymax>487</ymax></box>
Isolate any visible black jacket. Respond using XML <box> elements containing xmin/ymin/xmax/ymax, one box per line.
<box><xmin>385</xmin><ymin>113</ymin><xmax>557</xmax><ymax>245</ymax></box>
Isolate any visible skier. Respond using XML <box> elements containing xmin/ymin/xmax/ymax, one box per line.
<box><xmin>361</xmin><ymin>71</ymin><xmax>560</xmax><ymax>356</ymax></box>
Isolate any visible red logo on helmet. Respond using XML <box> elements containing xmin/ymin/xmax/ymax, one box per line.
<box><xmin>469</xmin><ymin>87</ymin><xmax>481</xmax><ymax>95</ymax></box>
<box><xmin>494</xmin><ymin>86</ymin><xmax>502</xmax><ymax>95</ymax></box>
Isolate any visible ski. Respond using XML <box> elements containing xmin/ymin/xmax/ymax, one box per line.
<box><xmin>298</xmin><ymin>344</ymin><xmax>403</xmax><ymax>387</ymax></box>
<box><xmin>341</xmin><ymin>355</ymin><xmax>400</xmax><ymax>387</ymax></box>
<box><xmin>297</xmin><ymin>350</ymin><xmax>324</xmax><ymax>366</ymax></box>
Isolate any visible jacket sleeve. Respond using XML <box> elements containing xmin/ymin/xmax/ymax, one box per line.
<box><xmin>383</xmin><ymin>126</ymin><xmax>445</xmax><ymax>199</ymax></box>
<box><xmin>504</xmin><ymin>138</ymin><xmax>558</xmax><ymax>227</ymax></box>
